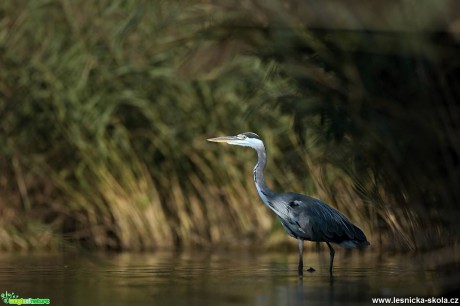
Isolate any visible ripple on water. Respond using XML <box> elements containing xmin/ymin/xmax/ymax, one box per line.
<box><xmin>0</xmin><ymin>251</ymin><xmax>457</xmax><ymax>306</ymax></box>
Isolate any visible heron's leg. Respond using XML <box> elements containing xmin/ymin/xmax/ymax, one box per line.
<box><xmin>298</xmin><ymin>239</ymin><xmax>304</xmax><ymax>277</ymax></box>
<box><xmin>326</xmin><ymin>242</ymin><xmax>335</xmax><ymax>275</ymax></box>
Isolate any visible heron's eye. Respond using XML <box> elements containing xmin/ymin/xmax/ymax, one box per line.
<box><xmin>238</xmin><ymin>134</ymin><xmax>247</xmax><ymax>140</ymax></box>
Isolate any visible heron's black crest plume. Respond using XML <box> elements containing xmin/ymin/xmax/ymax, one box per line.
<box><xmin>240</xmin><ymin>132</ymin><xmax>261</xmax><ymax>139</ymax></box>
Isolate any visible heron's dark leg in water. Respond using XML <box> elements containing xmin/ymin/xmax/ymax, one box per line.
<box><xmin>298</xmin><ymin>239</ymin><xmax>303</xmax><ymax>277</ymax></box>
<box><xmin>326</xmin><ymin>242</ymin><xmax>335</xmax><ymax>275</ymax></box>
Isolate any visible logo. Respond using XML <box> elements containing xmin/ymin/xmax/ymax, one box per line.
<box><xmin>1</xmin><ymin>291</ymin><xmax>50</xmax><ymax>305</ymax></box>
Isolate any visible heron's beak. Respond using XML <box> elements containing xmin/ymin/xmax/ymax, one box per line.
<box><xmin>207</xmin><ymin>136</ymin><xmax>238</xmax><ymax>143</ymax></box>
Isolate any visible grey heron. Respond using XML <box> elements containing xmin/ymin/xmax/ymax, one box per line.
<box><xmin>207</xmin><ymin>132</ymin><xmax>369</xmax><ymax>276</ymax></box>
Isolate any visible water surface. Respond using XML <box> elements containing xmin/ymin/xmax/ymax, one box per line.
<box><xmin>0</xmin><ymin>250</ymin><xmax>458</xmax><ymax>305</ymax></box>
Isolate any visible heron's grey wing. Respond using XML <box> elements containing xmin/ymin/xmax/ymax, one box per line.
<box><xmin>285</xmin><ymin>194</ymin><xmax>368</xmax><ymax>246</ymax></box>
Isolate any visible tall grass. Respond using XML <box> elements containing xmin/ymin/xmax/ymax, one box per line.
<box><xmin>0</xmin><ymin>0</ymin><xmax>290</xmax><ymax>250</ymax></box>
<box><xmin>0</xmin><ymin>1</ymin><xmax>458</xmax><ymax>252</ymax></box>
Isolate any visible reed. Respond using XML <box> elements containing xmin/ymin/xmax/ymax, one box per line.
<box><xmin>0</xmin><ymin>0</ymin><xmax>458</xmax><ymax>252</ymax></box>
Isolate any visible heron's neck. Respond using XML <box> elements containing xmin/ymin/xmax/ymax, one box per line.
<box><xmin>253</xmin><ymin>145</ymin><xmax>275</xmax><ymax>204</ymax></box>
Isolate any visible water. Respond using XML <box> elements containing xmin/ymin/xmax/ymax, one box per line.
<box><xmin>0</xmin><ymin>250</ymin><xmax>458</xmax><ymax>306</ymax></box>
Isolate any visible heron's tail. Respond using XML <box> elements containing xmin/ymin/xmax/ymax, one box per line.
<box><xmin>338</xmin><ymin>239</ymin><xmax>370</xmax><ymax>249</ymax></box>
<box><xmin>338</xmin><ymin>224</ymin><xmax>370</xmax><ymax>249</ymax></box>
<box><xmin>355</xmin><ymin>239</ymin><xmax>370</xmax><ymax>248</ymax></box>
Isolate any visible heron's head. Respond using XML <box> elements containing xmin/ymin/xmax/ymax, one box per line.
<box><xmin>207</xmin><ymin>132</ymin><xmax>264</xmax><ymax>149</ymax></box>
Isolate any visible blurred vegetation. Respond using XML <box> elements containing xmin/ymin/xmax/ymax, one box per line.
<box><xmin>0</xmin><ymin>0</ymin><xmax>459</xmax><ymax>252</ymax></box>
